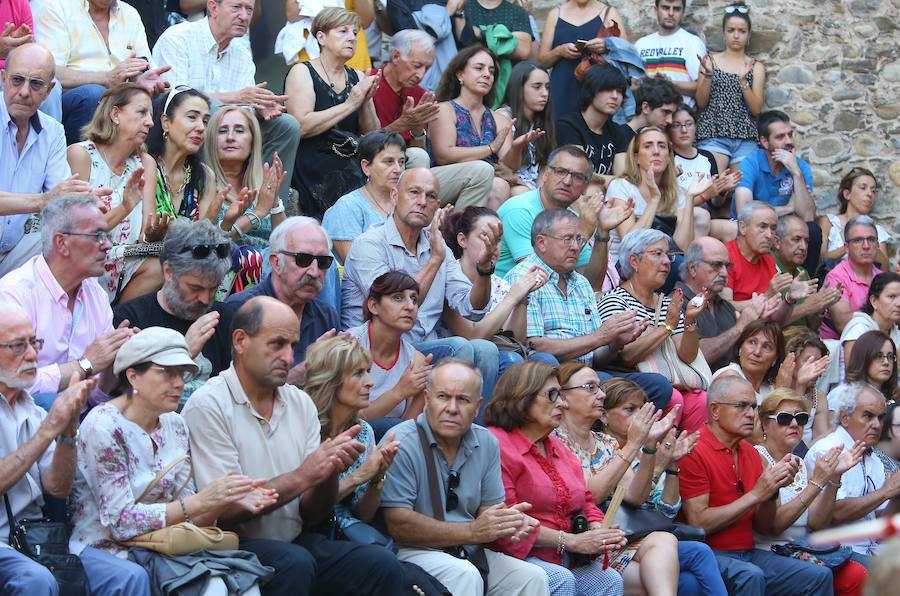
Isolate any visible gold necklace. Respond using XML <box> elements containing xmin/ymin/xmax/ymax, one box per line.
<box><xmin>362</xmin><ymin>185</ymin><xmax>391</xmax><ymax>216</ymax></box>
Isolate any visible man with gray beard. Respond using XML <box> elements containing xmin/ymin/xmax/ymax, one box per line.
<box><xmin>226</xmin><ymin>216</ymin><xmax>339</xmax><ymax>376</ymax></box>
<box><xmin>114</xmin><ymin>219</ymin><xmax>234</xmax><ymax>408</ymax></box>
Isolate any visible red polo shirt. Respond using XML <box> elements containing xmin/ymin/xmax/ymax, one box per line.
<box><xmin>726</xmin><ymin>239</ymin><xmax>776</xmax><ymax>302</ymax></box>
<box><xmin>368</xmin><ymin>66</ymin><xmax>426</xmax><ymax>142</ymax></box>
<box><xmin>679</xmin><ymin>425</ymin><xmax>763</xmax><ymax>551</ymax></box>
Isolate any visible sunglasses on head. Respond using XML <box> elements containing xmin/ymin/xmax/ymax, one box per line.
<box><xmin>724</xmin><ymin>4</ymin><xmax>750</xmax><ymax>13</ymax></box>
<box><xmin>767</xmin><ymin>411</ymin><xmax>810</xmax><ymax>427</ymax></box>
<box><xmin>279</xmin><ymin>251</ymin><xmax>334</xmax><ymax>270</ymax></box>
<box><xmin>181</xmin><ymin>243</ymin><xmax>230</xmax><ymax>259</ymax></box>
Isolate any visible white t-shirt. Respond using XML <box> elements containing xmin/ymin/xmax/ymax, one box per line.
<box><xmin>825</xmin><ymin>213</ymin><xmax>891</xmax><ymax>254</ymax></box>
<box><xmin>674</xmin><ymin>148</ymin><xmax>718</xmax><ymax>194</ymax></box>
<box><xmin>606</xmin><ymin>178</ymin><xmax>686</xmax><ymax>258</ymax></box>
<box><xmin>634</xmin><ymin>29</ymin><xmax>707</xmax><ymax>108</ymax></box>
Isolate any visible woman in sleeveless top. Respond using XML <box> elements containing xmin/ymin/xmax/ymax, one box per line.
<box><xmin>539</xmin><ymin>0</ymin><xmax>625</xmax><ymax>119</ymax></box>
<box><xmin>66</xmin><ymin>84</ymin><xmax>157</xmax><ymax>304</ymax></box>
<box><xmin>285</xmin><ymin>7</ymin><xmax>380</xmax><ymax>221</ymax></box>
<box><xmin>695</xmin><ymin>2</ymin><xmax>766</xmax><ymax>176</ymax></box>
<box><xmin>817</xmin><ymin>168</ymin><xmax>889</xmax><ymax>270</ymax></box>
<box><xmin>431</xmin><ymin>45</ymin><xmax>516</xmax><ymax>210</ymax></box>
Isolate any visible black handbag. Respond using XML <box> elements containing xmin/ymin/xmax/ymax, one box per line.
<box><xmin>4</xmin><ymin>493</ymin><xmax>89</xmax><ymax>595</ymax></box>
<box><xmin>569</xmin><ymin>514</ymin><xmax>594</xmax><ymax>567</ymax></box>
<box><xmin>604</xmin><ymin>502</ymin><xmax>706</xmax><ymax>542</ymax></box>
<box><xmin>330</xmin><ymin>505</ymin><xmax>397</xmax><ymax>554</ymax></box>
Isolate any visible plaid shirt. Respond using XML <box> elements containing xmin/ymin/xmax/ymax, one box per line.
<box><xmin>505</xmin><ymin>254</ymin><xmax>601</xmax><ymax>365</ymax></box>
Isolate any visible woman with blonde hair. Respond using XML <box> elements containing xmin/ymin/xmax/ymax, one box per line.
<box><xmin>606</xmin><ymin>126</ymin><xmax>713</xmax><ymax>260</ymax></box>
<box><xmin>67</xmin><ymin>83</ymin><xmax>158</xmax><ymax>302</ymax></box>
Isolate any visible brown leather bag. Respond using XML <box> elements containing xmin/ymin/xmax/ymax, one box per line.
<box><xmin>574</xmin><ymin>6</ymin><xmax>620</xmax><ymax>81</ymax></box>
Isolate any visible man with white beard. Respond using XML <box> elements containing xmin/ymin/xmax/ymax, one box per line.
<box><xmin>226</xmin><ymin>216</ymin><xmax>339</xmax><ymax>382</ymax></box>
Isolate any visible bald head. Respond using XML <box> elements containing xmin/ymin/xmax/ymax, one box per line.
<box><xmin>232</xmin><ymin>296</ymin><xmax>300</xmax><ymax>388</ymax></box>
<box><xmin>3</xmin><ymin>43</ymin><xmax>56</xmax><ymax>125</ymax></box>
<box><xmin>5</xmin><ymin>43</ymin><xmax>55</xmax><ymax>80</ymax></box>
<box><xmin>394</xmin><ymin>167</ymin><xmax>441</xmax><ymax>231</ymax></box>
<box><xmin>681</xmin><ymin>235</ymin><xmax>730</xmax><ymax>295</ymax></box>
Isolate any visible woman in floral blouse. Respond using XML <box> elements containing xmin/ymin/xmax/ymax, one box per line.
<box><xmin>69</xmin><ymin>327</ymin><xmax>276</xmax><ymax>594</ymax></box>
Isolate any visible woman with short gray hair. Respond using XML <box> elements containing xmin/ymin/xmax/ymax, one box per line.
<box><xmin>598</xmin><ymin>229</ymin><xmax>710</xmax><ymax>431</ymax></box>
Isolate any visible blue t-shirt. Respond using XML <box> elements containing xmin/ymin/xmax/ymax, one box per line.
<box><xmin>496</xmin><ymin>190</ymin><xmax>592</xmax><ymax>277</ymax></box>
<box><xmin>733</xmin><ymin>148</ymin><xmax>814</xmax><ymax>217</ymax></box>
<box><xmin>322</xmin><ymin>188</ymin><xmax>387</xmax><ymax>250</ymax></box>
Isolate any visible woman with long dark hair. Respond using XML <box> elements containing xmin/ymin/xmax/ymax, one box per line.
<box><xmin>844</xmin><ymin>330</ymin><xmax>899</xmax><ymax>402</ymax></box>
<box><xmin>840</xmin><ymin>271</ymin><xmax>900</xmax><ymax>364</ymax></box>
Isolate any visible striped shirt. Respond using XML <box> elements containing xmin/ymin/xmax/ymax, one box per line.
<box><xmin>596</xmin><ymin>286</ymin><xmax>685</xmax><ymax>334</ymax></box>
<box><xmin>505</xmin><ymin>254</ymin><xmax>601</xmax><ymax>365</ymax></box>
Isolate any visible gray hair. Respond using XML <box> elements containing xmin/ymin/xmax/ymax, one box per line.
<box><xmin>737</xmin><ymin>200</ymin><xmax>776</xmax><ymax>228</ymax></box>
<box><xmin>707</xmin><ymin>375</ymin><xmax>754</xmax><ymax>406</ymax></box>
<box><xmin>268</xmin><ymin>216</ymin><xmax>331</xmax><ymax>272</ymax></box>
<box><xmin>775</xmin><ymin>213</ymin><xmax>806</xmax><ymax>240</ymax></box>
<box><xmin>390</xmin><ymin>29</ymin><xmax>435</xmax><ymax>58</ymax></box>
<box><xmin>844</xmin><ymin>214</ymin><xmax>878</xmax><ymax>242</ymax></box>
<box><xmin>41</xmin><ymin>195</ymin><xmax>101</xmax><ymax>256</ymax></box>
<box><xmin>531</xmin><ymin>208</ymin><xmax>577</xmax><ymax>247</ymax></box>
<box><xmin>679</xmin><ymin>241</ymin><xmax>705</xmax><ymax>279</ymax></box>
<box><xmin>617</xmin><ymin>228</ymin><xmax>670</xmax><ymax>280</ymax></box>
<box><xmin>426</xmin><ymin>357</ymin><xmax>484</xmax><ymax>399</ymax></box>
<box><xmin>6</xmin><ymin>44</ymin><xmax>57</xmax><ymax>82</ymax></box>
<box><xmin>828</xmin><ymin>382</ymin><xmax>878</xmax><ymax>426</ymax></box>
<box><xmin>546</xmin><ymin>145</ymin><xmax>594</xmax><ymax>179</ymax></box>
<box><xmin>160</xmin><ymin>219</ymin><xmax>231</xmax><ymax>281</ymax></box>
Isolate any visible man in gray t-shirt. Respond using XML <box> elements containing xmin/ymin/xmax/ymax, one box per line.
<box><xmin>380</xmin><ymin>359</ymin><xmax>549</xmax><ymax>595</ymax></box>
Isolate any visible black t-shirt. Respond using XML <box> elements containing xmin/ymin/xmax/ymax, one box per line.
<box><xmin>465</xmin><ymin>0</ymin><xmax>532</xmax><ymax>36</ymax></box>
<box><xmin>555</xmin><ymin>112</ymin><xmax>630</xmax><ymax>175</ymax></box>
<box><xmin>113</xmin><ymin>293</ymin><xmax>233</xmax><ymax>379</ymax></box>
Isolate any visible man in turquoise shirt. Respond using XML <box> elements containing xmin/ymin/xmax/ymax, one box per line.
<box><xmin>496</xmin><ymin>144</ymin><xmax>632</xmax><ymax>290</ymax></box>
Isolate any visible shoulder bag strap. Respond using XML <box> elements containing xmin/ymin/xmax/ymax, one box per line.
<box><xmin>416</xmin><ymin>424</ymin><xmax>445</xmax><ymax>522</ymax></box>
<box><xmin>3</xmin><ymin>493</ymin><xmax>16</xmax><ymax>546</ymax></box>
<box><xmin>134</xmin><ymin>454</ymin><xmax>191</xmax><ymax>504</ymax></box>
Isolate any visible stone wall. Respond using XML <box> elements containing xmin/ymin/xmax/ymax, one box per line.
<box><xmin>534</xmin><ymin>0</ymin><xmax>900</xmax><ymax>248</ymax></box>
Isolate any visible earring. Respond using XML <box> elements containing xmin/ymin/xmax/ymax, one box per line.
<box><xmin>112</xmin><ymin>119</ymin><xmax>120</xmax><ymax>126</ymax></box>
<box><xmin>163</xmin><ymin>130</ymin><xmax>169</xmax><ymax>140</ymax></box>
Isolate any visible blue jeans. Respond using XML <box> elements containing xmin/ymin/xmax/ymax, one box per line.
<box><xmin>62</xmin><ymin>84</ymin><xmax>107</xmax><ymax>144</ymax></box>
<box><xmin>0</xmin><ymin>548</ymin><xmax>58</xmax><ymax>596</ymax></box>
<box><xmin>81</xmin><ymin>546</ymin><xmax>151</xmax><ymax>595</ymax></box>
<box><xmin>714</xmin><ymin>549</ymin><xmax>832</xmax><ymax>596</ymax></box>
<box><xmin>596</xmin><ymin>371</ymin><xmax>673</xmax><ymax>412</ymax></box>
<box><xmin>497</xmin><ymin>350</ymin><xmax>560</xmax><ymax>375</ymax></box>
<box><xmin>677</xmin><ymin>541</ymin><xmax>727</xmax><ymax>596</ymax></box>
<box><xmin>414</xmin><ymin>336</ymin><xmax>499</xmax><ymax>421</ymax></box>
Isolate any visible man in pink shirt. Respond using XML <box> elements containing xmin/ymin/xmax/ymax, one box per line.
<box><xmin>0</xmin><ymin>195</ymin><xmax>136</xmax><ymax>408</ymax></box>
<box><xmin>820</xmin><ymin>214</ymin><xmax>882</xmax><ymax>340</ymax></box>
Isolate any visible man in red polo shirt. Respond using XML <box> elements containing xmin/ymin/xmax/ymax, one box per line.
<box><xmin>368</xmin><ymin>29</ymin><xmax>493</xmax><ymax>210</ymax></box>
<box><xmin>679</xmin><ymin>376</ymin><xmax>833</xmax><ymax>596</ymax></box>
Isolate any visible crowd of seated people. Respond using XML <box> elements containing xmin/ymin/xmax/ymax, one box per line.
<box><xmin>2</xmin><ymin>0</ymin><xmax>899</xmax><ymax>594</ymax></box>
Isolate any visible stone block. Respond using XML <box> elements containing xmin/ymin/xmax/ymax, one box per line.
<box><xmin>749</xmin><ymin>30</ymin><xmax>783</xmax><ymax>53</ymax></box>
<box><xmin>854</xmin><ymin>133</ymin><xmax>885</xmax><ymax>157</ymax></box>
<box><xmin>814</xmin><ymin>136</ymin><xmax>845</xmax><ymax>158</ymax></box>
<box><xmin>833</xmin><ymin>111</ymin><xmax>861</xmax><ymax>131</ymax></box>
<box><xmin>791</xmin><ymin>111</ymin><xmax>817</xmax><ymax>126</ymax></box>
<box><xmin>884</xmin><ymin>62</ymin><xmax>900</xmax><ymax>83</ymax></box>
<box><xmin>890</xmin><ymin>160</ymin><xmax>900</xmax><ymax>188</ymax></box>
<box><xmin>801</xmin><ymin>88</ymin><xmax>825</xmax><ymax>102</ymax></box>
<box><xmin>777</xmin><ymin>65</ymin><xmax>815</xmax><ymax>84</ymax></box>
<box><xmin>765</xmin><ymin>87</ymin><xmax>791</xmax><ymax>107</ymax></box>
<box><xmin>833</xmin><ymin>88</ymin><xmax>865</xmax><ymax>101</ymax></box>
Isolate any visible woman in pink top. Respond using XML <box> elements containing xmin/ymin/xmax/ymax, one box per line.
<box><xmin>484</xmin><ymin>361</ymin><xmax>629</xmax><ymax>596</ymax></box>
<box><xmin>0</xmin><ymin>0</ymin><xmax>33</xmax><ymax>71</ymax></box>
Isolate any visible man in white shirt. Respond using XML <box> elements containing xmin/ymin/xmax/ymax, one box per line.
<box><xmin>806</xmin><ymin>383</ymin><xmax>900</xmax><ymax>561</ymax></box>
<box><xmin>634</xmin><ymin>0</ymin><xmax>707</xmax><ymax>108</ymax></box>
<box><xmin>153</xmin><ymin>0</ymin><xmax>300</xmax><ymax>201</ymax></box>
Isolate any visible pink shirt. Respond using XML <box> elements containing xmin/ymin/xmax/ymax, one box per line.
<box><xmin>0</xmin><ymin>256</ymin><xmax>113</xmax><ymax>395</ymax></box>
<box><xmin>0</xmin><ymin>0</ymin><xmax>33</xmax><ymax>71</ymax></box>
<box><xmin>489</xmin><ymin>426</ymin><xmax>604</xmax><ymax>566</ymax></box>
<box><xmin>820</xmin><ymin>259</ymin><xmax>880</xmax><ymax>340</ymax></box>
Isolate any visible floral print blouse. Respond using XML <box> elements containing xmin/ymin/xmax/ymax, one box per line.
<box><xmin>69</xmin><ymin>403</ymin><xmax>196</xmax><ymax>557</ymax></box>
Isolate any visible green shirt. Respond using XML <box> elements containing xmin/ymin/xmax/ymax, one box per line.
<box><xmin>774</xmin><ymin>252</ymin><xmax>811</xmax><ymax>328</ymax></box>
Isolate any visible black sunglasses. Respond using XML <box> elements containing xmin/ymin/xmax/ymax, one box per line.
<box><xmin>446</xmin><ymin>470</ymin><xmax>460</xmax><ymax>512</ymax></box>
<box><xmin>767</xmin><ymin>412</ymin><xmax>810</xmax><ymax>427</ymax></box>
<box><xmin>279</xmin><ymin>250</ymin><xmax>334</xmax><ymax>270</ymax></box>
<box><xmin>181</xmin><ymin>243</ymin><xmax>230</xmax><ymax>259</ymax></box>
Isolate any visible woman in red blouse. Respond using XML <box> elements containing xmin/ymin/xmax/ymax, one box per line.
<box><xmin>484</xmin><ymin>361</ymin><xmax>632</xmax><ymax>596</ymax></box>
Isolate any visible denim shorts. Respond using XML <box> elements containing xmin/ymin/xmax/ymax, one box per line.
<box><xmin>697</xmin><ymin>137</ymin><xmax>758</xmax><ymax>164</ymax></box>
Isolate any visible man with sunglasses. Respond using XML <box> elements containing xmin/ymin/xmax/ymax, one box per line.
<box><xmin>0</xmin><ymin>43</ymin><xmax>102</xmax><ymax>277</ymax></box>
<box><xmin>679</xmin><ymin>375</ymin><xmax>833</xmax><ymax>595</ymax></box>
<box><xmin>114</xmin><ymin>219</ymin><xmax>233</xmax><ymax>408</ymax></box>
<box><xmin>380</xmin><ymin>359</ymin><xmax>548</xmax><ymax>595</ymax></box>
<box><xmin>0</xmin><ymin>196</ymin><xmax>137</xmax><ymax>407</ymax></box>
<box><xmin>226</xmin><ymin>216</ymin><xmax>339</xmax><ymax>369</ymax></box>
<box><xmin>677</xmin><ymin>236</ymin><xmax>781</xmax><ymax>371</ymax></box>
<box><xmin>0</xmin><ymin>306</ymin><xmax>154</xmax><ymax>594</ymax></box>
<box><xmin>805</xmin><ymin>382</ymin><xmax>900</xmax><ymax>562</ymax></box>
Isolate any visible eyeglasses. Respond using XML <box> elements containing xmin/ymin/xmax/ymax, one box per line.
<box><xmin>542</xmin><ymin>234</ymin><xmax>588</xmax><ymax>248</ymax></box>
<box><xmin>701</xmin><ymin>260</ymin><xmax>733</xmax><ymax>271</ymax></box>
<box><xmin>767</xmin><ymin>411</ymin><xmax>810</xmax><ymax>427</ymax></box>
<box><xmin>540</xmin><ymin>388</ymin><xmax>562</xmax><ymax>402</ymax></box>
<box><xmin>181</xmin><ymin>243</ymin><xmax>230</xmax><ymax>259</ymax></box>
<box><xmin>847</xmin><ymin>236</ymin><xmax>878</xmax><ymax>246</ymax></box>
<box><xmin>547</xmin><ymin>165</ymin><xmax>590</xmax><ymax>185</ymax></box>
<box><xmin>641</xmin><ymin>249</ymin><xmax>677</xmax><ymax>263</ymax></box>
<box><xmin>279</xmin><ymin>251</ymin><xmax>334</xmax><ymax>270</ymax></box>
<box><xmin>561</xmin><ymin>382</ymin><xmax>602</xmax><ymax>395</ymax></box>
<box><xmin>162</xmin><ymin>84</ymin><xmax>193</xmax><ymax>114</ymax></box>
<box><xmin>0</xmin><ymin>337</ymin><xmax>44</xmax><ymax>355</ymax></box>
<box><xmin>714</xmin><ymin>401</ymin><xmax>759</xmax><ymax>412</ymax></box>
<box><xmin>874</xmin><ymin>352</ymin><xmax>897</xmax><ymax>363</ymax></box>
<box><xmin>7</xmin><ymin>74</ymin><xmax>49</xmax><ymax>93</ymax></box>
<box><xmin>724</xmin><ymin>5</ymin><xmax>750</xmax><ymax>14</ymax></box>
<box><xmin>148</xmin><ymin>364</ymin><xmax>195</xmax><ymax>382</ymax></box>
<box><xmin>446</xmin><ymin>470</ymin><xmax>460</xmax><ymax>512</ymax></box>
<box><xmin>60</xmin><ymin>231</ymin><xmax>112</xmax><ymax>245</ymax></box>
<box><xmin>670</xmin><ymin>121</ymin><xmax>696</xmax><ymax>131</ymax></box>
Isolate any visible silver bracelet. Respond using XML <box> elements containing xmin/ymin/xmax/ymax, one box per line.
<box><xmin>269</xmin><ymin>199</ymin><xmax>285</xmax><ymax>215</ymax></box>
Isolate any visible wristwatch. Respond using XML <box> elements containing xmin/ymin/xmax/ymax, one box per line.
<box><xmin>475</xmin><ymin>262</ymin><xmax>495</xmax><ymax>276</ymax></box>
<box><xmin>78</xmin><ymin>357</ymin><xmax>94</xmax><ymax>378</ymax></box>
<box><xmin>57</xmin><ymin>434</ymin><xmax>76</xmax><ymax>447</ymax></box>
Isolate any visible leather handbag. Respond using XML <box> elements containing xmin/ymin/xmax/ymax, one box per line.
<box><xmin>120</xmin><ymin>455</ymin><xmax>239</xmax><ymax>556</ymax></box>
<box><xmin>4</xmin><ymin>493</ymin><xmax>89</xmax><ymax>596</ymax></box>
<box><xmin>490</xmin><ymin>329</ymin><xmax>532</xmax><ymax>360</ymax></box>
<box><xmin>603</xmin><ymin>502</ymin><xmax>706</xmax><ymax>542</ymax></box>
<box><xmin>771</xmin><ymin>537</ymin><xmax>853</xmax><ymax>569</ymax></box>
<box><xmin>636</xmin><ymin>293</ymin><xmax>713</xmax><ymax>390</ymax></box>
